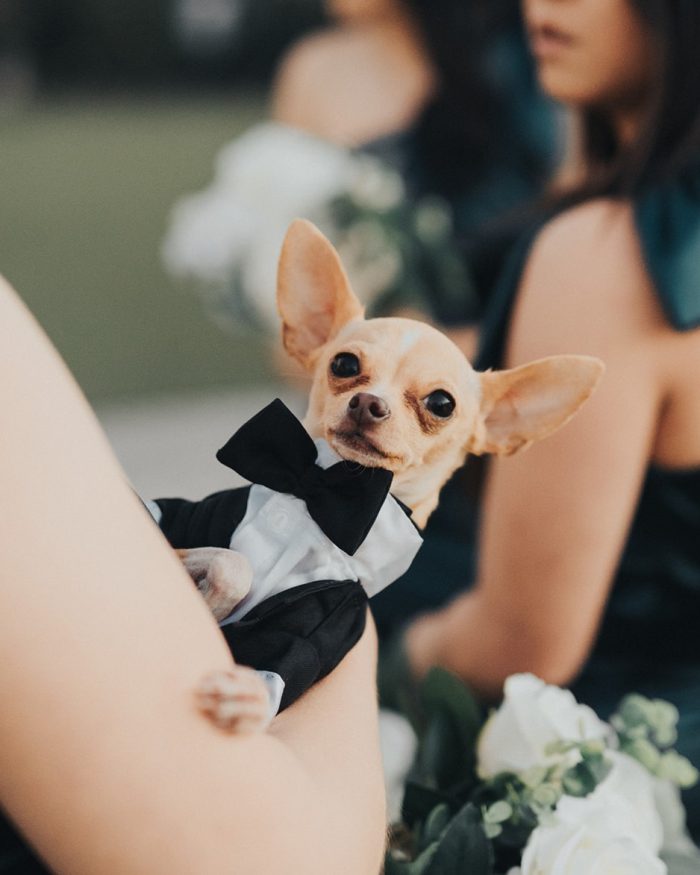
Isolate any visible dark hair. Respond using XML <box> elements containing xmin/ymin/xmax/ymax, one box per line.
<box><xmin>398</xmin><ymin>0</ymin><xmax>548</xmax><ymax>196</ymax></box>
<box><xmin>569</xmin><ymin>0</ymin><xmax>700</xmax><ymax>203</ymax></box>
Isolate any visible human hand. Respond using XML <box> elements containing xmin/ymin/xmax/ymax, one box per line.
<box><xmin>196</xmin><ymin>665</ymin><xmax>272</xmax><ymax>734</ymax></box>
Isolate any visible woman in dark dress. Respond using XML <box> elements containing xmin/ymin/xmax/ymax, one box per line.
<box><xmin>393</xmin><ymin>0</ymin><xmax>700</xmax><ymax>838</ymax></box>
<box><xmin>274</xmin><ymin>0</ymin><xmax>555</xmax><ymax>330</ymax></box>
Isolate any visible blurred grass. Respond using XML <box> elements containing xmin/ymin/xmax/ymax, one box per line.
<box><xmin>0</xmin><ymin>93</ymin><xmax>273</xmax><ymax>402</ymax></box>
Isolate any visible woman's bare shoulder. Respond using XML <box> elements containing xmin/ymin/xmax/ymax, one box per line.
<box><xmin>272</xmin><ymin>29</ymin><xmax>366</xmax><ymax>138</ymax></box>
<box><xmin>535</xmin><ymin>198</ymin><xmax>644</xmax><ymax>284</ymax></box>
<box><xmin>272</xmin><ymin>26</ymin><xmax>430</xmax><ymax>145</ymax></box>
<box><xmin>510</xmin><ymin>196</ymin><xmax>700</xmax><ymax>468</ymax></box>
<box><xmin>275</xmin><ymin>28</ymin><xmax>352</xmax><ymax>91</ymax></box>
<box><xmin>517</xmin><ymin>198</ymin><xmax>665</xmax><ymax>349</ymax></box>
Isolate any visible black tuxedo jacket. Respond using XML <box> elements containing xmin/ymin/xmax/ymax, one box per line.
<box><xmin>153</xmin><ymin>487</ymin><xmax>368</xmax><ymax>712</ymax></box>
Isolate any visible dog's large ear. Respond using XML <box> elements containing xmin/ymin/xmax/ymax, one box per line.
<box><xmin>469</xmin><ymin>355</ymin><xmax>604</xmax><ymax>456</ymax></box>
<box><xmin>277</xmin><ymin>219</ymin><xmax>364</xmax><ymax>369</ymax></box>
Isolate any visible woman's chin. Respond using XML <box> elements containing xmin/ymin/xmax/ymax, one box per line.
<box><xmin>535</xmin><ymin>66</ymin><xmax>603</xmax><ymax>108</ymax></box>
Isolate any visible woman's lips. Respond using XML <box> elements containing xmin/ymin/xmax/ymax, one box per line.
<box><xmin>528</xmin><ymin>24</ymin><xmax>576</xmax><ymax>59</ymax></box>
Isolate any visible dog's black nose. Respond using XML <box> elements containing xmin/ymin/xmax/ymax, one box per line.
<box><xmin>348</xmin><ymin>393</ymin><xmax>390</xmax><ymax>424</ymax></box>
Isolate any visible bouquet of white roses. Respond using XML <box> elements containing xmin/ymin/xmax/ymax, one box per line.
<box><xmin>161</xmin><ymin>121</ymin><xmax>475</xmax><ymax>332</ymax></box>
<box><xmin>382</xmin><ymin>672</ymin><xmax>699</xmax><ymax>875</ymax></box>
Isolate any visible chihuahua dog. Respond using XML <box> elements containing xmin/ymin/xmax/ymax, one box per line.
<box><xmin>175</xmin><ymin>219</ymin><xmax>603</xmax><ymax>733</ymax></box>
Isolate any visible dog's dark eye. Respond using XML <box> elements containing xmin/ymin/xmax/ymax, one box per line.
<box><xmin>330</xmin><ymin>352</ymin><xmax>361</xmax><ymax>378</ymax></box>
<box><xmin>424</xmin><ymin>390</ymin><xmax>455</xmax><ymax>418</ymax></box>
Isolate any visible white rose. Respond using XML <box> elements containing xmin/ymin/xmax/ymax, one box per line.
<box><xmin>555</xmin><ymin>752</ymin><xmax>663</xmax><ymax>856</ymax></box>
<box><xmin>477</xmin><ymin>674</ymin><xmax>608</xmax><ymax>778</ymax></box>
<box><xmin>520</xmin><ymin>752</ymin><xmax>666</xmax><ymax>874</ymax></box>
<box><xmin>162</xmin><ymin>189</ymin><xmax>258</xmax><ymax>282</ymax></box>
<box><xmin>521</xmin><ymin>820</ymin><xmax>666</xmax><ymax>875</ymax></box>
<box><xmin>162</xmin><ymin>122</ymin><xmax>355</xmax><ymax>284</ymax></box>
<box><xmin>163</xmin><ymin>120</ymin><xmax>405</xmax><ymax>330</ymax></box>
<box><xmin>214</xmin><ymin>122</ymin><xmax>359</xmax><ymax>218</ymax></box>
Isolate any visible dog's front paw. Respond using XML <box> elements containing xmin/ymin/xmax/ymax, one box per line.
<box><xmin>177</xmin><ymin>547</ymin><xmax>252</xmax><ymax>621</ymax></box>
<box><xmin>196</xmin><ymin>666</ymin><xmax>272</xmax><ymax>734</ymax></box>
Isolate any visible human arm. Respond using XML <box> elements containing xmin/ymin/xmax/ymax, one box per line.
<box><xmin>0</xmin><ymin>279</ymin><xmax>385</xmax><ymax>875</ymax></box>
<box><xmin>406</xmin><ymin>200</ymin><xmax>672</xmax><ymax>699</ymax></box>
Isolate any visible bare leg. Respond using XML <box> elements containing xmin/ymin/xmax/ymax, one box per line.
<box><xmin>0</xmin><ymin>278</ymin><xmax>385</xmax><ymax>875</ymax></box>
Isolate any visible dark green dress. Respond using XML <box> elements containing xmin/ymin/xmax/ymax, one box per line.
<box><xmin>377</xmin><ymin>164</ymin><xmax>700</xmax><ymax>839</ymax></box>
<box><xmin>479</xmin><ymin>168</ymin><xmax>700</xmax><ymax>837</ymax></box>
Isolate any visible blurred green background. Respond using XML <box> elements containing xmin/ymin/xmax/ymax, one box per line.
<box><xmin>0</xmin><ymin>0</ymin><xmax>323</xmax><ymax>402</ymax></box>
<box><xmin>1</xmin><ymin>95</ymin><xmax>268</xmax><ymax>400</ymax></box>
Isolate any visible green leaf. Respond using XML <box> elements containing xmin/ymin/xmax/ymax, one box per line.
<box><xmin>377</xmin><ymin>632</ymin><xmax>425</xmax><ymax>733</ymax></box>
<box><xmin>657</xmin><ymin>751</ymin><xmax>700</xmax><ymax>788</ymax></box>
<box><xmin>580</xmin><ymin>739</ymin><xmax>606</xmax><ymax>757</ymax></box>
<box><xmin>414</xmin><ymin>668</ymin><xmax>483</xmax><ymax>790</ymax></box>
<box><xmin>418</xmin><ymin>713</ymin><xmax>453</xmax><ymax>785</ymax></box>
<box><xmin>544</xmin><ymin>739</ymin><xmax>577</xmax><ymax>756</ymax></box>
<box><xmin>623</xmin><ymin>737</ymin><xmax>662</xmax><ymax>773</ymax></box>
<box><xmin>531</xmin><ymin>783</ymin><xmax>561</xmax><ymax>809</ymax></box>
<box><xmin>584</xmin><ymin>752</ymin><xmax>613</xmax><ymax>786</ymax></box>
<box><xmin>424</xmin><ymin>803</ymin><xmax>494</xmax><ymax>875</ymax></box>
<box><xmin>625</xmin><ymin>723</ymin><xmax>652</xmax><ymax>741</ymax></box>
<box><xmin>562</xmin><ymin>762</ymin><xmax>597</xmax><ymax>797</ymax></box>
<box><xmin>653</xmin><ymin>724</ymin><xmax>679</xmax><ymax>748</ymax></box>
<box><xmin>402</xmin><ymin>782</ymin><xmax>455</xmax><ymax>829</ymax></box>
<box><xmin>617</xmin><ymin>693</ymin><xmax>654</xmax><ymax>728</ymax></box>
<box><xmin>483</xmin><ymin>801</ymin><xmax>513</xmax><ymax>824</ymax></box>
<box><xmin>648</xmin><ymin>700</ymin><xmax>679</xmax><ymax>746</ymax></box>
<box><xmin>419</xmin><ymin>668</ymin><xmax>483</xmax><ymax>751</ymax></box>
<box><xmin>521</xmin><ymin>766</ymin><xmax>549</xmax><ymax>789</ymax></box>
<box><xmin>560</xmin><ymin>751</ymin><xmax>611</xmax><ymax>798</ymax></box>
<box><xmin>496</xmin><ymin>804</ymin><xmax>540</xmax><ymax>850</ymax></box>
<box><xmin>384</xmin><ymin>842</ymin><xmax>439</xmax><ymax>875</ymax></box>
<box><xmin>421</xmin><ymin>804</ymin><xmax>452</xmax><ymax>847</ymax></box>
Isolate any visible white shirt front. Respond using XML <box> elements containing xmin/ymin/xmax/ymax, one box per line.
<box><xmin>219</xmin><ymin>439</ymin><xmax>423</xmax><ymax>625</ymax></box>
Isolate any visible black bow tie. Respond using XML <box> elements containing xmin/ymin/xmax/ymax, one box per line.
<box><xmin>216</xmin><ymin>399</ymin><xmax>394</xmax><ymax>556</ymax></box>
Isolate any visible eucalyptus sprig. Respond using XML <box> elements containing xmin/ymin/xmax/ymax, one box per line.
<box><xmin>611</xmin><ymin>694</ymin><xmax>699</xmax><ymax>788</ymax></box>
<box><xmin>382</xmin><ymin>673</ymin><xmax>700</xmax><ymax>875</ymax></box>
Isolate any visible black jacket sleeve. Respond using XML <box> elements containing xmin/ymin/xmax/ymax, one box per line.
<box><xmin>222</xmin><ymin>578</ymin><xmax>368</xmax><ymax>711</ymax></box>
<box><xmin>152</xmin><ymin>486</ymin><xmax>251</xmax><ymax>549</ymax></box>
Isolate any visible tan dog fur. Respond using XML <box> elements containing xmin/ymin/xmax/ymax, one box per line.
<box><xmin>196</xmin><ymin>218</ymin><xmax>603</xmax><ymax>733</ymax></box>
<box><xmin>279</xmin><ymin>219</ymin><xmax>604</xmax><ymax>528</ymax></box>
